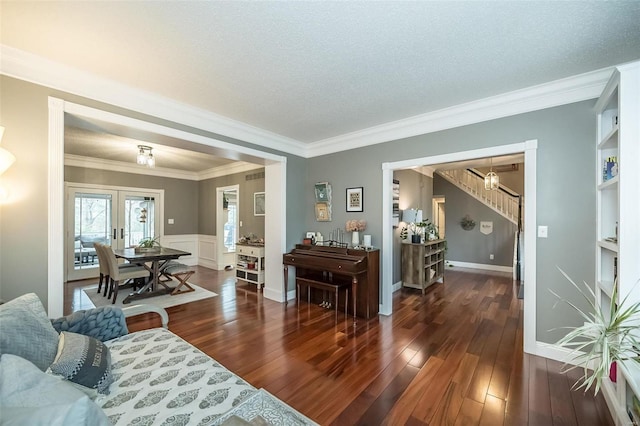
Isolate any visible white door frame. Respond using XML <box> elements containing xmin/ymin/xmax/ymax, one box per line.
<box><xmin>216</xmin><ymin>184</ymin><xmax>239</xmax><ymax>270</ymax></box>
<box><xmin>65</xmin><ymin>183</ymin><xmax>164</xmax><ymax>280</ymax></box>
<box><xmin>48</xmin><ymin>98</ymin><xmax>287</xmax><ymax>317</ymax></box>
<box><xmin>381</xmin><ymin>140</ymin><xmax>538</xmax><ymax>354</ymax></box>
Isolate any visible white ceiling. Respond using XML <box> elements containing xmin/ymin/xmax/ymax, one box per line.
<box><xmin>3</xmin><ymin>1</ymin><xmax>640</xmax><ymax>149</ymax></box>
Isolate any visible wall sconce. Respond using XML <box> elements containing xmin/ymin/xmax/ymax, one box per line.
<box><xmin>136</xmin><ymin>145</ymin><xmax>155</xmax><ymax>168</ymax></box>
<box><xmin>0</xmin><ymin>126</ymin><xmax>16</xmax><ymax>175</ymax></box>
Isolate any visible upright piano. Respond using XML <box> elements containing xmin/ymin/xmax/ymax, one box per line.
<box><xmin>283</xmin><ymin>244</ymin><xmax>379</xmax><ymax>320</ymax></box>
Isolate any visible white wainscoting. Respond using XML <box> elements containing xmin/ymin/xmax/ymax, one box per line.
<box><xmin>197</xmin><ymin>235</ymin><xmax>218</xmax><ymax>270</ymax></box>
<box><xmin>160</xmin><ymin>235</ymin><xmax>199</xmax><ymax>266</ymax></box>
<box><xmin>161</xmin><ymin>234</ymin><xmax>219</xmax><ymax>269</ymax></box>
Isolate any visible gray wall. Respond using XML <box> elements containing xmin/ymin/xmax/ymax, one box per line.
<box><xmin>306</xmin><ymin>99</ymin><xmax>596</xmax><ymax>344</ymax></box>
<box><xmin>198</xmin><ymin>169</ymin><xmax>265</xmax><ymax>237</ymax></box>
<box><xmin>433</xmin><ymin>174</ymin><xmax>516</xmax><ymax>266</ymax></box>
<box><xmin>0</xmin><ymin>75</ymin><xmax>306</xmax><ymax>308</ymax></box>
<box><xmin>65</xmin><ymin>166</ymin><xmax>199</xmax><ymax>235</ymax></box>
<box><xmin>0</xmin><ymin>74</ymin><xmax>596</xmax><ymax>345</ymax></box>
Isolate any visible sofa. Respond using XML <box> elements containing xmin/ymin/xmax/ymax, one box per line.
<box><xmin>0</xmin><ymin>293</ymin><xmax>316</xmax><ymax>426</ymax></box>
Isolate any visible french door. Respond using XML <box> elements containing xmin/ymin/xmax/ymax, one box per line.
<box><xmin>66</xmin><ymin>184</ymin><xmax>161</xmax><ymax>281</ymax></box>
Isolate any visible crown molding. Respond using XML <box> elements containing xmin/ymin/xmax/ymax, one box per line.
<box><xmin>307</xmin><ymin>66</ymin><xmax>614</xmax><ymax>158</ymax></box>
<box><xmin>65</xmin><ymin>154</ymin><xmax>200</xmax><ymax>180</ymax></box>
<box><xmin>1</xmin><ymin>45</ymin><xmax>620</xmax><ymax>160</ymax></box>
<box><xmin>65</xmin><ymin>154</ymin><xmax>263</xmax><ymax>181</ymax></box>
<box><xmin>197</xmin><ymin>161</ymin><xmax>263</xmax><ymax>180</ymax></box>
<box><xmin>0</xmin><ymin>44</ymin><xmax>307</xmax><ymax>158</ymax></box>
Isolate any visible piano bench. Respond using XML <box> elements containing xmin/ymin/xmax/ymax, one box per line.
<box><xmin>295</xmin><ymin>277</ymin><xmax>350</xmax><ymax>321</ymax></box>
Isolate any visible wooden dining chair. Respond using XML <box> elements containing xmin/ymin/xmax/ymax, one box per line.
<box><xmin>103</xmin><ymin>245</ymin><xmax>150</xmax><ymax>304</ymax></box>
<box><xmin>94</xmin><ymin>242</ymin><xmax>110</xmax><ymax>296</ymax></box>
<box><xmin>95</xmin><ymin>243</ymin><xmax>141</xmax><ymax>297</ymax></box>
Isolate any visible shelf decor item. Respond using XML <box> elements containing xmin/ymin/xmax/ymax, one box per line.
<box><xmin>346</xmin><ymin>220</ymin><xmax>366</xmax><ymax>247</ymax></box>
<box><xmin>551</xmin><ymin>268</ymin><xmax>640</xmax><ymax>395</ymax></box>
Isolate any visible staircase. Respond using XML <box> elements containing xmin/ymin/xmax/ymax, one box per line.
<box><xmin>437</xmin><ymin>168</ymin><xmax>521</xmax><ymax>224</ymax></box>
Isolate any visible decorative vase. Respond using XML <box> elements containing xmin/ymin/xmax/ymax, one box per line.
<box><xmin>352</xmin><ymin>231</ymin><xmax>359</xmax><ymax>246</ymax></box>
<box><xmin>411</xmin><ymin>234</ymin><xmax>421</xmax><ymax>244</ymax></box>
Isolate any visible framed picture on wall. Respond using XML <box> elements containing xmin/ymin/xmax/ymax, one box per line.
<box><xmin>346</xmin><ymin>187</ymin><xmax>364</xmax><ymax>212</ymax></box>
<box><xmin>314</xmin><ymin>182</ymin><xmax>331</xmax><ymax>202</ymax></box>
<box><xmin>315</xmin><ymin>202</ymin><xmax>331</xmax><ymax>221</ymax></box>
<box><xmin>254</xmin><ymin>192</ymin><xmax>265</xmax><ymax>216</ymax></box>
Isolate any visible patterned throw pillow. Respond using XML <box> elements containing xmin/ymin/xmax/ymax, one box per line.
<box><xmin>48</xmin><ymin>331</ymin><xmax>114</xmax><ymax>395</ymax></box>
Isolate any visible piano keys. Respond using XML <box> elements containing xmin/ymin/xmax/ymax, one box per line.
<box><xmin>283</xmin><ymin>244</ymin><xmax>380</xmax><ymax>321</ymax></box>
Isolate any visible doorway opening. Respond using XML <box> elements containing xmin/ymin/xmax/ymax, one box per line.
<box><xmin>382</xmin><ymin>140</ymin><xmax>537</xmax><ymax>354</ymax></box>
<box><xmin>48</xmin><ymin>98</ymin><xmax>288</xmax><ymax>317</ymax></box>
<box><xmin>65</xmin><ymin>183</ymin><xmax>163</xmax><ymax>281</ymax></box>
<box><xmin>432</xmin><ymin>196</ymin><xmax>446</xmax><ymax>239</ymax></box>
<box><xmin>216</xmin><ymin>184</ymin><xmax>239</xmax><ymax>270</ymax></box>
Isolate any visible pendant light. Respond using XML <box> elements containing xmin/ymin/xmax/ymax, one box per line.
<box><xmin>136</xmin><ymin>145</ymin><xmax>155</xmax><ymax>168</ymax></box>
<box><xmin>484</xmin><ymin>157</ymin><xmax>499</xmax><ymax>190</ymax></box>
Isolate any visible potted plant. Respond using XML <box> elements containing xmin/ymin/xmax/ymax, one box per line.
<box><xmin>135</xmin><ymin>236</ymin><xmax>162</xmax><ymax>253</ymax></box>
<box><xmin>552</xmin><ymin>268</ymin><xmax>640</xmax><ymax>394</ymax></box>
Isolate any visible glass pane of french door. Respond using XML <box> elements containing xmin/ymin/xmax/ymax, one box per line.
<box><xmin>67</xmin><ymin>189</ymin><xmax>117</xmax><ymax>281</ymax></box>
<box><xmin>122</xmin><ymin>194</ymin><xmax>157</xmax><ymax>248</ymax></box>
<box><xmin>66</xmin><ymin>187</ymin><xmax>161</xmax><ymax>281</ymax></box>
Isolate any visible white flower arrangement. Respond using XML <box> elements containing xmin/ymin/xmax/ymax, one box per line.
<box><xmin>345</xmin><ymin>220</ymin><xmax>366</xmax><ymax>232</ymax></box>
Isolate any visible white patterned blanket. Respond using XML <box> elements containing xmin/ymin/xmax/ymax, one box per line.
<box><xmin>99</xmin><ymin>328</ymin><xmax>256</xmax><ymax>426</ymax></box>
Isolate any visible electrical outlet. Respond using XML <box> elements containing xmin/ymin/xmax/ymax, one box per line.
<box><xmin>168</xmin><ymin>218</ymin><xmax>174</xmax><ymax>225</ymax></box>
<box><xmin>489</xmin><ymin>254</ymin><xmax>494</xmax><ymax>260</ymax></box>
<box><xmin>239</xmin><ymin>221</ymin><xmax>243</xmax><ymax>227</ymax></box>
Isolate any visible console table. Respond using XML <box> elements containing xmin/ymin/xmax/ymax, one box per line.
<box><xmin>401</xmin><ymin>239</ymin><xmax>446</xmax><ymax>294</ymax></box>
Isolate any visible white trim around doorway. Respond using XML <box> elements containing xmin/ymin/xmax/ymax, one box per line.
<box><xmin>381</xmin><ymin>140</ymin><xmax>538</xmax><ymax>355</ymax></box>
<box><xmin>48</xmin><ymin>98</ymin><xmax>288</xmax><ymax>317</ymax></box>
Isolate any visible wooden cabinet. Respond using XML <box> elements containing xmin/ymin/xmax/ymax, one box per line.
<box><xmin>595</xmin><ymin>62</ymin><xmax>640</xmax><ymax>425</ymax></box>
<box><xmin>235</xmin><ymin>244</ymin><xmax>265</xmax><ymax>289</ymax></box>
<box><xmin>401</xmin><ymin>239</ymin><xmax>446</xmax><ymax>294</ymax></box>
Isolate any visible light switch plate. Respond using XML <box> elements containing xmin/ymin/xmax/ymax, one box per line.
<box><xmin>538</xmin><ymin>225</ymin><xmax>548</xmax><ymax>238</ymax></box>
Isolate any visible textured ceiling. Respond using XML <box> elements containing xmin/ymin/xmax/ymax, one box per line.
<box><xmin>3</xmin><ymin>1</ymin><xmax>640</xmax><ymax>145</ymax></box>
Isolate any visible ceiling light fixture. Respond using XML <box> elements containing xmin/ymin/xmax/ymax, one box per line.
<box><xmin>484</xmin><ymin>157</ymin><xmax>499</xmax><ymax>190</ymax></box>
<box><xmin>136</xmin><ymin>145</ymin><xmax>155</xmax><ymax>168</ymax></box>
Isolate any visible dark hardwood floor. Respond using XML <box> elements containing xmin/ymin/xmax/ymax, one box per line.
<box><xmin>65</xmin><ymin>266</ymin><xmax>613</xmax><ymax>426</ymax></box>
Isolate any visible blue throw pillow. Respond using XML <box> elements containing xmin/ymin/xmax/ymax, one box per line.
<box><xmin>48</xmin><ymin>331</ymin><xmax>114</xmax><ymax>395</ymax></box>
<box><xmin>0</xmin><ymin>293</ymin><xmax>59</xmax><ymax>371</ymax></box>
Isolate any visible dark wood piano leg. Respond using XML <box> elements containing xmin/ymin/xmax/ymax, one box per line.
<box><xmin>352</xmin><ymin>277</ymin><xmax>357</xmax><ymax>325</ymax></box>
<box><xmin>283</xmin><ymin>265</ymin><xmax>289</xmax><ymax>305</ymax></box>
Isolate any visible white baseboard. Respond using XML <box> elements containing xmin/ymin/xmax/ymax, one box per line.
<box><xmin>446</xmin><ymin>260</ymin><xmax>512</xmax><ymax>273</ymax></box>
<box><xmin>535</xmin><ymin>341</ymin><xmax>619</xmax><ymax>424</ymax></box>
<box><xmin>198</xmin><ymin>258</ymin><xmax>218</xmax><ymax>270</ymax></box>
<box><xmin>393</xmin><ymin>280</ymin><xmax>403</xmax><ymax>292</ymax></box>
<box><xmin>533</xmin><ymin>341</ymin><xmax>583</xmax><ymax>366</ymax></box>
<box><xmin>263</xmin><ymin>287</ymin><xmax>283</xmax><ymax>303</ymax></box>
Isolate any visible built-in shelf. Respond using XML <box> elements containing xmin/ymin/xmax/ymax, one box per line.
<box><xmin>598</xmin><ymin>175</ymin><xmax>619</xmax><ymax>190</ymax></box>
<box><xmin>598</xmin><ymin>240</ymin><xmax>619</xmax><ymax>253</ymax></box>
<box><xmin>598</xmin><ymin>126</ymin><xmax>619</xmax><ymax>149</ymax></box>
<box><xmin>595</xmin><ymin>62</ymin><xmax>640</xmax><ymax>426</ymax></box>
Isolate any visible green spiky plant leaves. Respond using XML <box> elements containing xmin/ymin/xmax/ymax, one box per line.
<box><xmin>551</xmin><ymin>267</ymin><xmax>640</xmax><ymax>395</ymax></box>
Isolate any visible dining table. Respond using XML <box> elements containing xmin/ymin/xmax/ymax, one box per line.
<box><xmin>114</xmin><ymin>247</ymin><xmax>191</xmax><ymax>304</ymax></box>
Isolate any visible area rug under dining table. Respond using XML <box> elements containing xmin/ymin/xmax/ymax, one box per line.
<box><xmin>84</xmin><ymin>282</ymin><xmax>217</xmax><ymax>309</ymax></box>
